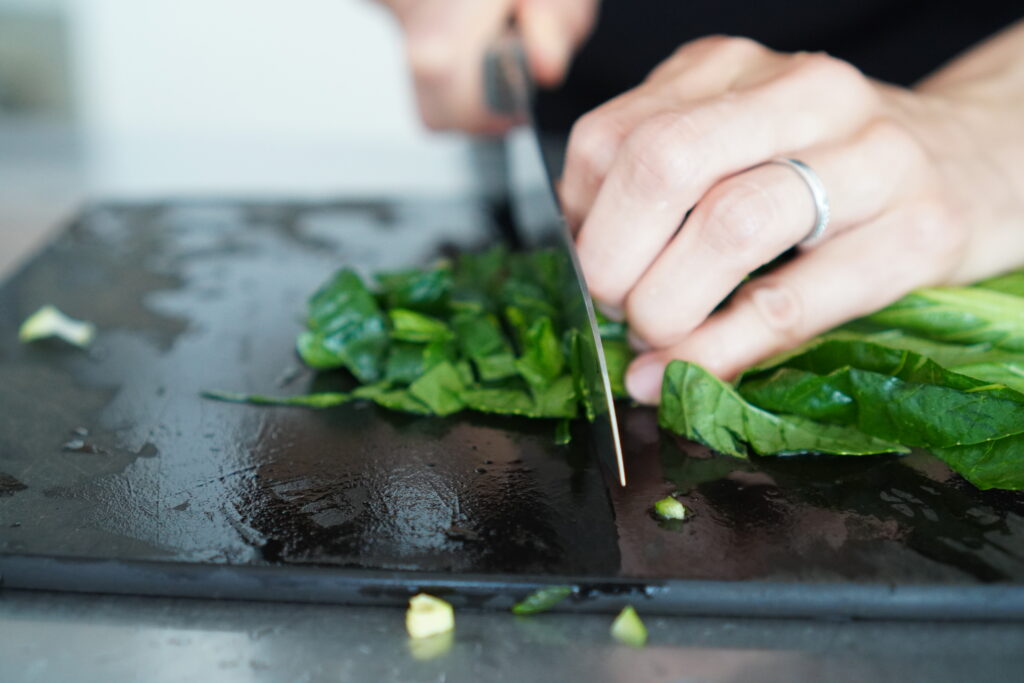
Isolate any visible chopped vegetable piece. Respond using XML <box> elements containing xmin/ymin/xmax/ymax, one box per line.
<box><xmin>653</xmin><ymin>496</ymin><xmax>686</xmax><ymax>520</ymax></box>
<box><xmin>511</xmin><ymin>585</ymin><xmax>573</xmax><ymax>615</ymax></box>
<box><xmin>406</xmin><ymin>593</ymin><xmax>454</xmax><ymax>639</ymax></box>
<box><xmin>554</xmin><ymin>419</ymin><xmax>572</xmax><ymax>446</ymax></box>
<box><xmin>19</xmin><ymin>305</ymin><xmax>95</xmax><ymax>348</ymax></box>
<box><xmin>610</xmin><ymin>606</ymin><xmax>647</xmax><ymax>648</ymax></box>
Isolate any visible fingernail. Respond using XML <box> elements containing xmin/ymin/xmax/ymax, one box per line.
<box><xmin>596</xmin><ymin>302</ymin><xmax>625</xmax><ymax>322</ymax></box>
<box><xmin>626</xmin><ymin>358</ymin><xmax>665</xmax><ymax>405</ymax></box>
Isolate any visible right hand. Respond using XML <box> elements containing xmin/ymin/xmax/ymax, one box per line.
<box><xmin>376</xmin><ymin>0</ymin><xmax>598</xmax><ymax>133</ymax></box>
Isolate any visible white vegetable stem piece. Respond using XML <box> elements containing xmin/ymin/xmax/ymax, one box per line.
<box><xmin>406</xmin><ymin>593</ymin><xmax>455</xmax><ymax>639</ymax></box>
<box><xmin>611</xmin><ymin>605</ymin><xmax>648</xmax><ymax>647</ymax></box>
<box><xmin>18</xmin><ymin>305</ymin><xmax>96</xmax><ymax>348</ymax></box>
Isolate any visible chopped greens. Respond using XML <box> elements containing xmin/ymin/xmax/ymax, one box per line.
<box><xmin>511</xmin><ymin>585</ymin><xmax>574</xmax><ymax>615</ymax></box>
<box><xmin>653</xmin><ymin>496</ymin><xmax>687</xmax><ymax>520</ymax></box>
<box><xmin>610</xmin><ymin>606</ymin><xmax>647</xmax><ymax>648</ymax></box>
<box><xmin>19</xmin><ymin>305</ymin><xmax>96</xmax><ymax>348</ymax></box>
<box><xmin>207</xmin><ymin>247</ymin><xmax>631</xmax><ymax>440</ymax></box>
<box><xmin>205</xmin><ymin>247</ymin><xmax>1024</xmax><ymax>491</ymax></box>
<box><xmin>406</xmin><ymin>593</ymin><xmax>454</xmax><ymax>639</ymax></box>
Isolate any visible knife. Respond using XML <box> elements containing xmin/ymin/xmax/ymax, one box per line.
<box><xmin>484</xmin><ymin>34</ymin><xmax>627</xmax><ymax>487</ymax></box>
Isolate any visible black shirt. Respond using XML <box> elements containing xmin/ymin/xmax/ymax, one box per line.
<box><xmin>538</xmin><ymin>0</ymin><xmax>1024</xmax><ymax>133</ymax></box>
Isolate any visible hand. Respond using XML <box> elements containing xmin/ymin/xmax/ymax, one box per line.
<box><xmin>561</xmin><ymin>31</ymin><xmax>1024</xmax><ymax>403</ymax></box>
<box><xmin>376</xmin><ymin>0</ymin><xmax>598</xmax><ymax>133</ymax></box>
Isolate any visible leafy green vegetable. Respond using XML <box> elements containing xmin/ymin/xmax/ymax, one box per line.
<box><xmin>389</xmin><ymin>309</ymin><xmax>453</xmax><ymax>343</ymax></box>
<box><xmin>867</xmin><ymin>287</ymin><xmax>1024</xmax><ymax>352</ymax></box>
<box><xmin>452</xmin><ymin>313</ymin><xmax>517</xmax><ymax>381</ymax></box>
<box><xmin>511</xmin><ymin>585</ymin><xmax>573</xmax><ymax>615</ymax></box>
<box><xmin>659</xmin><ymin>360</ymin><xmax>906</xmax><ymax>457</ymax></box>
<box><xmin>739</xmin><ymin>340</ymin><xmax>1024</xmax><ymax>447</ymax></box>
<box><xmin>213</xmin><ymin>248</ymin><xmax>633</xmax><ymax>437</ymax></box>
<box><xmin>298</xmin><ymin>269</ymin><xmax>389</xmax><ymax>382</ymax></box>
<box><xmin>408</xmin><ymin>362</ymin><xmax>466</xmax><ymax>416</ymax></box>
<box><xmin>208</xmin><ymin>245</ymin><xmax>1024</xmax><ymax>492</ymax></box>
<box><xmin>610</xmin><ymin>606</ymin><xmax>647</xmax><ymax>648</ymax></box>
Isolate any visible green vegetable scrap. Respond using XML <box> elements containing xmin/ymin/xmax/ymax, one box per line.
<box><xmin>610</xmin><ymin>606</ymin><xmax>647</xmax><ymax>648</ymax></box>
<box><xmin>19</xmin><ymin>305</ymin><xmax>96</xmax><ymax>348</ymax></box>
<box><xmin>653</xmin><ymin>496</ymin><xmax>687</xmax><ymax>521</ymax></box>
<box><xmin>208</xmin><ymin>247</ymin><xmax>632</xmax><ymax>440</ymax></box>
<box><xmin>511</xmin><ymin>585</ymin><xmax>574</xmax><ymax>615</ymax></box>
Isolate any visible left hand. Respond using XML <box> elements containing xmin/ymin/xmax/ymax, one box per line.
<box><xmin>561</xmin><ymin>33</ymin><xmax>1024</xmax><ymax>403</ymax></box>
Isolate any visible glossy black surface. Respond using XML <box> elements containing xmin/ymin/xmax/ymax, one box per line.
<box><xmin>1</xmin><ymin>200</ymin><xmax>1023</xmax><ymax>614</ymax></box>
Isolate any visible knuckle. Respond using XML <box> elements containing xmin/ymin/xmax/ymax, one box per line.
<box><xmin>698</xmin><ymin>180</ymin><xmax>778</xmax><ymax>260</ymax></box>
<box><xmin>903</xmin><ymin>201</ymin><xmax>966</xmax><ymax>263</ymax></box>
<box><xmin>861</xmin><ymin>119</ymin><xmax>930</xmax><ymax>176</ymax></box>
<box><xmin>794</xmin><ymin>51</ymin><xmax>872</xmax><ymax>98</ymax></box>
<box><xmin>566</xmin><ymin>109</ymin><xmax>624</xmax><ymax>180</ymax></box>
<box><xmin>622</xmin><ymin>114</ymin><xmax>702</xmax><ymax>196</ymax></box>
<box><xmin>746</xmin><ymin>280</ymin><xmax>804</xmax><ymax>341</ymax></box>
<box><xmin>712</xmin><ymin>35</ymin><xmax>766</xmax><ymax>60</ymax></box>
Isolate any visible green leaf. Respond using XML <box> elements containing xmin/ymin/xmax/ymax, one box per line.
<box><xmin>389</xmin><ymin>309</ymin><xmax>454</xmax><ymax>343</ymax></box>
<box><xmin>567</xmin><ymin>329</ymin><xmax>595</xmax><ymax>422</ymax></box>
<box><xmin>602</xmin><ymin>338</ymin><xmax>632</xmax><ymax>399</ymax></box>
<box><xmin>384</xmin><ymin>342</ymin><xmax>428</xmax><ymax>384</ymax></box>
<box><xmin>452</xmin><ymin>313</ymin><xmax>517</xmax><ymax>381</ymax></box>
<box><xmin>461</xmin><ymin>388</ymin><xmax>537</xmax><ymax>416</ymax></box>
<box><xmin>659</xmin><ymin>360</ymin><xmax>905</xmax><ymax>457</ymax></box>
<box><xmin>299</xmin><ymin>269</ymin><xmax>389</xmax><ymax>382</ymax></box>
<box><xmin>867</xmin><ymin>287</ymin><xmax>1024</xmax><ymax>352</ymax></box>
<box><xmin>531</xmin><ymin>375</ymin><xmax>578</xmax><ymax>419</ymax></box>
<box><xmin>741</xmin><ymin>365</ymin><xmax>1024</xmax><ymax>448</ymax></box>
<box><xmin>935</xmin><ymin>435</ymin><xmax>1024</xmax><ymax>490</ymax></box>
<box><xmin>739</xmin><ymin>340</ymin><xmax>1024</xmax><ymax>447</ymax></box>
<box><xmin>515</xmin><ymin>316</ymin><xmax>565</xmax><ymax>390</ymax></box>
<box><xmin>974</xmin><ymin>271</ymin><xmax>1024</xmax><ymax>297</ymax></box>
<box><xmin>408</xmin><ymin>361</ymin><xmax>466</xmax><ymax>416</ymax></box>
<box><xmin>511</xmin><ymin>586</ymin><xmax>573</xmax><ymax>615</ymax></box>
<box><xmin>375</xmin><ymin>265</ymin><xmax>451</xmax><ymax>314</ymax></box>
<box><xmin>202</xmin><ymin>390</ymin><xmax>353</xmax><ymax>408</ymax></box>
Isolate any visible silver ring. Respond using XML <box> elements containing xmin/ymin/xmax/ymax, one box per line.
<box><xmin>765</xmin><ymin>157</ymin><xmax>830</xmax><ymax>247</ymax></box>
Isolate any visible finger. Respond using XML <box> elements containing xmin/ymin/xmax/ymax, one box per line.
<box><xmin>576</xmin><ymin>52</ymin><xmax>878</xmax><ymax>308</ymax></box>
<box><xmin>518</xmin><ymin>0</ymin><xmax>597</xmax><ymax>86</ymax></box>
<box><xmin>624</xmin><ymin>201</ymin><xmax>964</xmax><ymax>403</ymax></box>
<box><xmin>560</xmin><ymin>37</ymin><xmax>780</xmax><ymax>230</ymax></box>
<box><xmin>625</xmin><ymin>119</ymin><xmax>931</xmax><ymax>349</ymax></box>
<box><xmin>403</xmin><ymin>0</ymin><xmax>516</xmax><ymax>132</ymax></box>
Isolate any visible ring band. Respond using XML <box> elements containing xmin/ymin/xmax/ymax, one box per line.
<box><xmin>765</xmin><ymin>157</ymin><xmax>831</xmax><ymax>247</ymax></box>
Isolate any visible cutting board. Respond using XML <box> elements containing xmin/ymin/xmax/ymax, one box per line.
<box><xmin>2</xmin><ymin>199</ymin><xmax>1024</xmax><ymax>619</ymax></box>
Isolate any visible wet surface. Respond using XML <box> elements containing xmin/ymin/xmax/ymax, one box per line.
<box><xmin>1</xmin><ymin>200</ymin><xmax>1023</xmax><ymax>611</ymax></box>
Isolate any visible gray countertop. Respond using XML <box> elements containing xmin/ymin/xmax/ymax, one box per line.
<box><xmin>5</xmin><ymin>589</ymin><xmax>1024</xmax><ymax>683</ymax></box>
<box><xmin>3</xmin><ymin>121</ymin><xmax>1024</xmax><ymax>683</ymax></box>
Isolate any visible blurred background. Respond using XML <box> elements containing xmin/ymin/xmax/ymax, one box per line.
<box><xmin>0</xmin><ymin>0</ymin><xmax>474</xmax><ymax>274</ymax></box>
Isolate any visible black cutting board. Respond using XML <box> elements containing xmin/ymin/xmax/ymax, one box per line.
<box><xmin>2</xmin><ymin>199</ymin><xmax>1024</xmax><ymax>619</ymax></box>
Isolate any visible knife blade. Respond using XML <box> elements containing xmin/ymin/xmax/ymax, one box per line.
<box><xmin>484</xmin><ymin>34</ymin><xmax>627</xmax><ymax>487</ymax></box>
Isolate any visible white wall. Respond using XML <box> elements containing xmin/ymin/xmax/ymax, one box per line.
<box><xmin>64</xmin><ymin>0</ymin><xmax>474</xmax><ymax>197</ymax></box>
